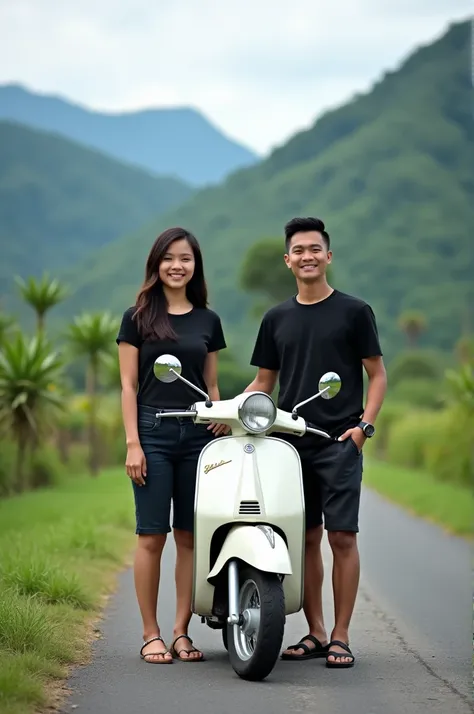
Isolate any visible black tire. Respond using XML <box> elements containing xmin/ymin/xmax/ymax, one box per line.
<box><xmin>226</xmin><ymin>565</ymin><xmax>285</xmax><ymax>681</ymax></box>
<box><xmin>222</xmin><ymin>626</ymin><xmax>228</xmax><ymax>651</ymax></box>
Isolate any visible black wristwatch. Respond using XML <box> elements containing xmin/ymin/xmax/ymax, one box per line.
<box><xmin>357</xmin><ymin>421</ymin><xmax>375</xmax><ymax>438</ymax></box>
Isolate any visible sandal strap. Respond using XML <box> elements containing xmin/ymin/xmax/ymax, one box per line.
<box><xmin>140</xmin><ymin>636</ymin><xmax>165</xmax><ymax>656</ymax></box>
<box><xmin>286</xmin><ymin>634</ymin><xmax>326</xmax><ymax>653</ymax></box>
<box><xmin>286</xmin><ymin>642</ymin><xmax>311</xmax><ymax>654</ymax></box>
<box><xmin>172</xmin><ymin>633</ymin><xmax>203</xmax><ymax>657</ymax></box>
<box><xmin>301</xmin><ymin>634</ymin><xmax>325</xmax><ymax>648</ymax></box>
<box><xmin>327</xmin><ymin>640</ymin><xmax>353</xmax><ymax>656</ymax></box>
<box><xmin>172</xmin><ymin>634</ymin><xmax>193</xmax><ymax>650</ymax></box>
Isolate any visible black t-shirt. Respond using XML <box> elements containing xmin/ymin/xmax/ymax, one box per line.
<box><xmin>250</xmin><ymin>290</ymin><xmax>382</xmax><ymax>439</ymax></box>
<box><xmin>116</xmin><ymin>307</ymin><xmax>227</xmax><ymax>408</ymax></box>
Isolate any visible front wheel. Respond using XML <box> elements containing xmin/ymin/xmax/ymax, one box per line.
<box><xmin>226</xmin><ymin>565</ymin><xmax>285</xmax><ymax>681</ymax></box>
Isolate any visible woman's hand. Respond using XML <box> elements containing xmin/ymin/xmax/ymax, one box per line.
<box><xmin>208</xmin><ymin>422</ymin><xmax>231</xmax><ymax>437</ymax></box>
<box><xmin>126</xmin><ymin>443</ymin><xmax>147</xmax><ymax>486</ymax></box>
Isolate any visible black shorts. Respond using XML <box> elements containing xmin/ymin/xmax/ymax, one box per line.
<box><xmin>298</xmin><ymin>436</ymin><xmax>363</xmax><ymax>533</ymax></box>
<box><xmin>133</xmin><ymin>404</ymin><xmax>215</xmax><ymax>535</ymax></box>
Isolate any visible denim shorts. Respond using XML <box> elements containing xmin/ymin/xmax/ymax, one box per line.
<box><xmin>133</xmin><ymin>404</ymin><xmax>215</xmax><ymax>535</ymax></box>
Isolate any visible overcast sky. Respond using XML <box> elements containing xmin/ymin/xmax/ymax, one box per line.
<box><xmin>0</xmin><ymin>1</ymin><xmax>471</xmax><ymax>154</ymax></box>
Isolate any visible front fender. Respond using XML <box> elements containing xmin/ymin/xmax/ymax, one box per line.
<box><xmin>207</xmin><ymin>524</ymin><xmax>292</xmax><ymax>581</ymax></box>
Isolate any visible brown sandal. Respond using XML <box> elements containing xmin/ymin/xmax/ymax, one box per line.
<box><xmin>139</xmin><ymin>636</ymin><xmax>173</xmax><ymax>664</ymax></box>
<box><xmin>171</xmin><ymin>634</ymin><xmax>205</xmax><ymax>662</ymax></box>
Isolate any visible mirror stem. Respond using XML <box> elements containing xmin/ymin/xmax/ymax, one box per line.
<box><xmin>170</xmin><ymin>369</ymin><xmax>213</xmax><ymax>407</ymax></box>
<box><xmin>291</xmin><ymin>386</ymin><xmax>330</xmax><ymax>419</ymax></box>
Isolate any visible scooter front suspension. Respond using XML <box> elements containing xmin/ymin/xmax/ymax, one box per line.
<box><xmin>227</xmin><ymin>560</ymin><xmax>240</xmax><ymax>625</ymax></box>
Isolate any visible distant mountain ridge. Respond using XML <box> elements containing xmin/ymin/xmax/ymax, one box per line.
<box><xmin>0</xmin><ymin>84</ymin><xmax>258</xmax><ymax>186</ymax></box>
<box><xmin>55</xmin><ymin>19</ymin><xmax>473</xmax><ymax>358</ymax></box>
<box><xmin>0</xmin><ymin>120</ymin><xmax>193</xmax><ymax>308</ymax></box>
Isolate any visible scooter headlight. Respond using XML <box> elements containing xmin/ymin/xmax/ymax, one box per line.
<box><xmin>238</xmin><ymin>393</ymin><xmax>277</xmax><ymax>434</ymax></box>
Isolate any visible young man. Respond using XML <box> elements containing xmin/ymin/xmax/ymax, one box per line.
<box><xmin>244</xmin><ymin>216</ymin><xmax>387</xmax><ymax>668</ymax></box>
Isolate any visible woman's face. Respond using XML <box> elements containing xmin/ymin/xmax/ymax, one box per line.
<box><xmin>158</xmin><ymin>238</ymin><xmax>195</xmax><ymax>290</ymax></box>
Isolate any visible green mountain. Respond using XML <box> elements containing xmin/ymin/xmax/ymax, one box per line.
<box><xmin>0</xmin><ymin>121</ymin><xmax>192</xmax><ymax>309</ymax></box>
<box><xmin>0</xmin><ymin>85</ymin><xmax>258</xmax><ymax>186</ymax></box>
<box><xmin>53</xmin><ymin>19</ymin><xmax>474</xmax><ymax>359</ymax></box>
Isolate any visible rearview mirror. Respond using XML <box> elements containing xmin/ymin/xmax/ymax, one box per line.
<box><xmin>318</xmin><ymin>371</ymin><xmax>341</xmax><ymax>399</ymax></box>
<box><xmin>153</xmin><ymin>354</ymin><xmax>182</xmax><ymax>383</ymax></box>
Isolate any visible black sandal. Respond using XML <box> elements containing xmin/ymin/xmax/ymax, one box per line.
<box><xmin>139</xmin><ymin>636</ymin><xmax>173</xmax><ymax>664</ymax></box>
<box><xmin>325</xmin><ymin>640</ymin><xmax>355</xmax><ymax>668</ymax></box>
<box><xmin>171</xmin><ymin>634</ymin><xmax>205</xmax><ymax>662</ymax></box>
<box><xmin>281</xmin><ymin>634</ymin><xmax>329</xmax><ymax>660</ymax></box>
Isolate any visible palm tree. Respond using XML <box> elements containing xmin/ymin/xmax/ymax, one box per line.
<box><xmin>66</xmin><ymin>312</ymin><xmax>120</xmax><ymax>476</ymax></box>
<box><xmin>0</xmin><ymin>332</ymin><xmax>65</xmax><ymax>491</ymax></box>
<box><xmin>15</xmin><ymin>274</ymin><xmax>68</xmax><ymax>335</ymax></box>
<box><xmin>0</xmin><ymin>311</ymin><xmax>16</xmax><ymax>346</ymax></box>
<box><xmin>397</xmin><ymin>310</ymin><xmax>427</xmax><ymax>348</ymax></box>
<box><xmin>100</xmin><ymin>352</ymin><xmax>122</xmax><ymax>392</ymax></box>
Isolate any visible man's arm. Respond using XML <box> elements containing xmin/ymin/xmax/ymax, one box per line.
<box><xmin>244</xmin><ymin>367</ymin><xmax>279</xmax><ymax>395</ymax></box>
<box><xmin>338</xmin><ymin>355</ymin><xmax>386</xmax><ymax>448</ymax></box>
<box><xmin>339</xmin><ymin>302</ymin><xmax>387</xmax><ymax>447</ymax></box>
<box><xmin>361</xmin><ymin>356</ymin><xmax>387</xmax><ymax>425</ymax></box>
<box><xmin>245</xmin><ymin>310</ymin><xmax>280</xmax><ymax>396</ymax></box>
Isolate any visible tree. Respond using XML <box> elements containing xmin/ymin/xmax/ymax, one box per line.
<box><xmin>0</xmin><ymin>333</ymin><xmax>65</xmax><ymax>491</ymax></box>
<box><xmin>388</xmin><ymin>348</ymin><xmax>442</xmax><ymax>387</ymax></box>
<box><xmin>239</xmin><ymin>237</ymin><xmax>335</xmax><ymax>317</ymax></box>
<box><xmin>0</xmin><ymin>311</ymin><xmax>16</xmax><ymax>346</ymax></box>
<box><xmin>16</xmin><ymin>274</ymin><xmax>68</xmax><ymax>335</ymax></box>
<box><xmin>100</xmin><ymin>352</ymin><xmax>121</xmax><ymax>392</ymax></box>
<box><xmin>66</xmin><ymin>312</ymin><xmax>120</xmax><ymax>476</ymax></box>
<box><xmin>397</xmin><ymin>310</ymin><xmax>427</xmax><ymax>348</ymax></box>
<box><xmin>455</xmin><ymin>335</ymin><xmax>474</xmax><ymax>365</ymax></box>
<box><xmin>445</xmin><ymin>361</ymin><xmax>474</xmax><ymax>413</ymax></box>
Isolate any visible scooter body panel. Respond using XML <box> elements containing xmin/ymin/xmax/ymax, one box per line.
<box><xmin>207</xmin><ymin>525</ymin><xmax>292</xmax><ymax>579</ymax></box>
<box><xmin>192</xmin><ymin>434</ymin><xmax>305</xmax><ymax>616</ymax></box>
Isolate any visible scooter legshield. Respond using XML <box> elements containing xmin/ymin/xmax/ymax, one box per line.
<box><xmin>207</xmin><ymin>524</ymin><xmax>292</xmax><ymax>581</ymax></box>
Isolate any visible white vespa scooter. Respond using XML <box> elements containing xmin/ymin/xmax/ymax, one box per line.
<box><xmin>153</xmin><ymin>354</ymin><xmax>342</xmax><ymax>681</ymax></box>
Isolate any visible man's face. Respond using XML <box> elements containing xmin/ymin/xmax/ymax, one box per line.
<box><xmin>284</xmin><ymin>231</ymin><xmax>332</xmax><ymax>282</ymax></box>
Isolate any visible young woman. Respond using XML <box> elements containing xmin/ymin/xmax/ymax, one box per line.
<box><xmin>116</xmin><ymin>226</ymin><xmax>227</xmax><ymax>664</ymax></box>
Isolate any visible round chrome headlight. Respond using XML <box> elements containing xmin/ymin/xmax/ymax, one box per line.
<box><xmin>238</xmin><ymin>393</ymin><xmax>277</xmax><ymax>434</ymax></box>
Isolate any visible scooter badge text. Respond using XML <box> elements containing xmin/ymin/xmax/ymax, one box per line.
<box><xmin>203</xmin><ymin>459</ymin><xmax>232</xmax><ymax>474</ymax></box>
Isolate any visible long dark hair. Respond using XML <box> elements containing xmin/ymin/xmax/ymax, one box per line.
<box><xmin>133</xmin><ymin>227</ymin><xmax>208</xmax><ymax>340</ymax></box>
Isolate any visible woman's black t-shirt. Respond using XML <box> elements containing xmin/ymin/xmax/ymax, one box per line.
<box><xmin>116</xmin><ymin>307</ymin><xmax>227</xmax><ymax>409</ymax></box>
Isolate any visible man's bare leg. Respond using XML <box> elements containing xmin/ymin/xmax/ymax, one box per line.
<box><xmin>282</xmin><ymin>525</ymin><xmax>328</xmax><ymax>657</ymax></box>
<box><xmin>326</xmin><ymin>531</ymin><xmax>359</xmax><ymax>665</ymax></box>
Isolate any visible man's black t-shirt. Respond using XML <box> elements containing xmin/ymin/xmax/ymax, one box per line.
<box><xmin>250</xmin><ymin>290</ymin><xmax>382</xmax><ymax>438</ymax></box>
<box><xmin>116</xmin><ymin>307</ymin><xmax>226</xmax><ymax>409</ymax></box>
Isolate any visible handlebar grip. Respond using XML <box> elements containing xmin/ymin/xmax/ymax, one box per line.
<box><xmin>155</xmin><ymin>410</ymin><xmax>197</xmax><ymax>419</ymax></box>
<box><xmin>306</xmin><ymin>423</ymin><xmax>335</xmax><ymax>440</ymax></box>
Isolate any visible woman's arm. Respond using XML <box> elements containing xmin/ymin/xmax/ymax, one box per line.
<box><xmin>204</xmin><ymin>350</ymin><xmax>221</xmax><ymax>402</ymax></box>
<box><xmin>203</xmin><ymin>350</ymin><xmax>229</xmax><ymax>435</ymax></box>
<box><xmin>118</xmin><ymin>342</ymin><xmax>146</xmax><ymax>484</ymax></box>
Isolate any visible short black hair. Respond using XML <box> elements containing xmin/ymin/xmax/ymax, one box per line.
<box><xmin>284</xmin><ymin>217</ymin><xmax>330</xmax><ymax>252</ymax></box>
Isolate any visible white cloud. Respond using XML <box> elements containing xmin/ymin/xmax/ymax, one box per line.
<box><xmin>0</xmin><ymin>0</ymin><xmax>471</xmax><ymax>152</ymax></box>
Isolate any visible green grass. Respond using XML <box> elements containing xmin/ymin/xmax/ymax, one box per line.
<box><xmin>364</xmin><ymin>459</ymin><xmax>473</xmax><ymax>539</ymax></box>
<box><xmin>0</xmin><ymin>468</ymin><xmax>135</xmax><ymax>714</ymax></box>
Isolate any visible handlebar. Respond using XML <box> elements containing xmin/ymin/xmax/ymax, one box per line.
<box><xmin>155</xmin><ymin>412</ymin><xmax>334</xmax><ymax>441</ymax></box>
<box><xmin>305</xmin><ymin>424</ymin><xmax>334</xmax><ymax>440</ymax></box>
<box><xmin>155</xmin><ymin>410</ymin><xmax>197</xmax><ymax>419</ymax></box>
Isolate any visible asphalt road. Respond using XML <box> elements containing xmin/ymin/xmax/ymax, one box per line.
<box><xmin>60</xmin><ymin>489</ymin><xmax>472</xmax><ymax>714</ymax></box>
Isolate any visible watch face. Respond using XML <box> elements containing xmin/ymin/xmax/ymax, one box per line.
<box><xmin>364</xmin><ymin>424</ymin><xmax>375</xmax><ymax>437</ymax></box>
